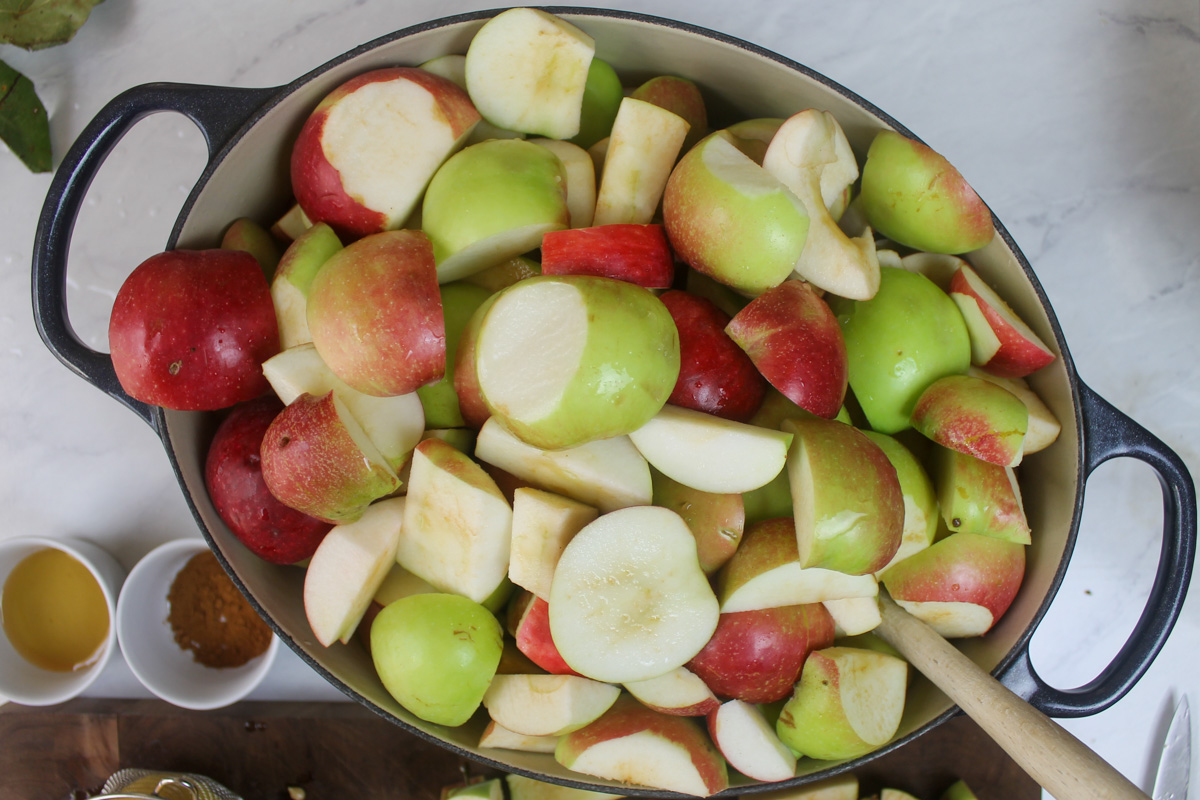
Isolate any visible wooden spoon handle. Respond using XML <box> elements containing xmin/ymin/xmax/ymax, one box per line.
<box><xmin>875</xmin><ymin>594</ymin><xmax>1149</xmax><ymax>800</ymax></box>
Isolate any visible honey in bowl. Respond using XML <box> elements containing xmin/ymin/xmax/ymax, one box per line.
<box><xmin>2</xmin><ymin>547</ymin><xmax>110</xmax><ymax>671</ymax></box>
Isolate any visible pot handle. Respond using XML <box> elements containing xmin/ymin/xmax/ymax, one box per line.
<box><xmin>1001</xmin><ymin>380</ymin><xmax>1196</xmax><ymax>717</ymax></box>
<box><xmin>31</xmin><ymin>82</ymin><xmax>278</xmax><ymax>431</ymax></box>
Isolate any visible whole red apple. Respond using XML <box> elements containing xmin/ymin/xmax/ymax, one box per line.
<box><xmin>660</xmin><ymin>289</ymin><xmax>767</xmax><ymax>422</ymax></box>
<box><xmin>109</xmin><ymin>249</ymin><xmax>279</xmax><ymax>411</ymax></box>
<box><xmin>205</xmin><ymin>396</ymin><xmax>332</xmax><ymax>564</ymax></box>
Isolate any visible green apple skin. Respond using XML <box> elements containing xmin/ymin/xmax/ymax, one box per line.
<box><xmin>370</xmin><ymin>592</ymin><xmax>503</xmax><ymax>727</ymax></box>
<box><xmin>910</xmin><ymin>374</ymin><xmax>1028</xmax><ymax>467</ymax></box>
<box><xmin>570</xmin><ymin>58</ymin><xmax>625</xmax><ymax>149</ymax></box>
<box><xmin>715</xmin><ymin>517</ymin><xmax>805</xmax><ymax>606</ymax></box>
<box><xmin>422</xmin><ymin>138</ymin><xmax>569</xmax><ymax>280</ymax></box>
<box><xmin>306</xmin><ymin>229</ymin><xmax>445</xmax><ymax>397</ymax></box>
<box><xmin>723</xmin><ymin>118</ymin><xmax>784</xmax><ymax>165</ymax></box>
<box><xmin>858</xmin><ymin>130</ymin><xmax>995</xmax><ymax>254</ymax></box>
<box><xmin>417</xmin><ymin>282</ymin><xmax>494</xmax><ymax>429</ymax></box>
<box><xmin>476</xmin><ymin>275</ymin><xmax>680</xmax><ymax>450</ymax></box>
<box><xmin>835</xmin><ymin>266</ymin><xmax>971</xmax><ymax>434</ymax></box>
<box><xmin>651</xmin><ymin>468</ymin><xmax>745</xmax><ymax>575</ymax></box>
<box><xmin>934</xmin><ymin>445</ymin><xmax>1031</xmax><ymax>544</ymax></box>
<box><xmin>742</xmin><ymin>470</ymin><xmax>793</xmax><ymax>528</ymax></box>
<box><xmin>861</xmin><ymin>430</ymin><xmax>939</xmax><ymax>571</ymax></box>
<box><xmin>271</xmin><ymin>221</ymin><xmax>344</xmax><ymax>348</ymax></box>
<box><xmin>221</xmin><ymin>217</ymin><xmax>280</xmax><ymax>280</ymax></box>
<box><xmin>663</xmin><ymin>130</ymin><xmax>809</xmax><ymax>296</ymax></box>
<box><xmin>630</xmin><ymin>75</ymin><xmax>708</xmax><ymax>153</ymax></box>
<box><xmin>940</xmin><ymin>780</ymin><xmax>981</xmax><ymax>800</ymax></box>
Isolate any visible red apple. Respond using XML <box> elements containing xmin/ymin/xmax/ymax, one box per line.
<box><xmin>540</xmin><ymin>224</ymin><xmax>675</xmax><ymax>289</ymax></box>
<box><xmin>726</xmin><ymin>279</ymin><xmax>848</xmax><ymax>419</ymax></box>
<box><xmin>660</xmin><ymin>289</ymin><xmax>767</xmax><ymax>422</ymax></box>
<box><xmin>204</xmin><ymin>396</ymin><xmax>332</xmax><ymax>564</ymax></box>
<box><xmin>948</xmin><ymin>264</ymin><xmax>1056</xmax><ymax>378</ymax></box>
<box><xmin>687</xmin><ymin>603</ymin><xmax>835</xmax><ymax>704</ymax></box>
<box><xmin>508</xmin><ymin>590</ymin><xmax>580</xmax><ymax>676</ymax></box>
<box><xmin>306</xmin><ymin>229</ymin><xmax>445</xmax><ymax>397</ymax></box>
<box><xmin>290</xmin><ymin>67</ymin><xmax>480</xmax><ymax>239</ymax></box>
<box><xmin>109</xmin><ymin>248</ymin><xmax>279</xmax><ymax>411</ymax></box>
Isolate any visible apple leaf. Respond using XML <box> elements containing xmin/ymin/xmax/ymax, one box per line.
<box><xmin>0</xmin><ymin>58</ymin><xmax>51</xmax><ymax>172</ymax></box>
<box><xmin>0</xmin><ymin>0</ymin><xmax>104</xmax><ymax>51</ymax></box>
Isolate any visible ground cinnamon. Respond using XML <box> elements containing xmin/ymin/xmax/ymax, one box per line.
<box><xmin>166</xmin><ymin>550</ymin><xmax>271</xmax><ymax>668</ymax></box>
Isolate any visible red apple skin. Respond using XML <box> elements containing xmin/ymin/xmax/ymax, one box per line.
<box><xmin>660</xmin><ymin>290</ymin><xmax>768</xmax><ymax>422</ymax></box>
<box><xmin>508</xmin><ymin>591</ymin><xmax>581</xmax><ymax>676</ymax></box>
<box><xmin>948</xmin><ymin>265</ymin><xmax>1055</xmax><ymax>378</ymax></box>
<box><xmin>290</xmin><ymin>67</ymin><xmax>480</xmax><ymax>240</ymax></box>
<box><xmin>687</xmin><ymin>603</ymin><xmax>835</xmax><ymax>704</ymax></box>
<box><xmin>307</xmin><ymin>230</ymin><xmax>445</xmax><ymax>397</ymax></box>
<box><xmin>541</xmin><ymin>225</ymin><xmax>675</xmax><ymax>289</ymax></box>
<box><xmin>880</xmin><ymin>531</ymin><xmax>1026</xmax><ymax>631</ymax></box>
<box><xmin>109</xmin><ymin>249</ymin><xmax>279</xmax><ymax>411</ymax></box>
<box><xmin>909</xmin><ymin>375</ymin><xmax>1027</xmax><ymax>467</ymax></box>
<box><xmin>557</xmin><ymin>694</ymin><xmax>729</xmax><ymax>796</ymax></box>
<box><xmin>205</xmin><ymin>396</ymin><xmax>333</xmax><ymax>564</ymax></box>
<box><xmin>726</xmin><ymin>279</ymin><xmax>847</xmax><ymax>420</ymax></box>
<box><xmin>630</xmin><ymin>76</ymin><xmax>708</xmax><ymax>153</ymax></box>
<box><xmin>453</xmin><ymin>293</ymin><xmax>500</xmax><ymax>429</ymax></box>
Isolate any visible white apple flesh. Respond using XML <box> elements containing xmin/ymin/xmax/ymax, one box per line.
<box><xmin>483</xmin><ymin>673</ymin><xmax>621</xmax><ymax>737</ymax></box>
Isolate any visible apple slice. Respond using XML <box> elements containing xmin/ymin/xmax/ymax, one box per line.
<box><xmin>529</xmin><ymin>139</ymin><xmax>598</xmax><ymax>228</ymax></box>
<box><xmin>505</xmin><ymin>774</ymin><xmax>624</xmax><ymax>800</ymax></box>
<box><xmin>949</xmin><ymin>264</ymin><xmax>1055</xmax><ymax>377</ymax></box>
<box><xmin>556</xmin><ymin>694</ymin><xmax>729</xmax><ymax>797</ymax></box>
<box><xmin>397</xmin><ymin>438</ymin><xmax>513</xmax><ymax>604</ymax></box>
<box><xmin>271</xmin><ymin>202</ymin><xmax>312</xmax><ymax>242</ymax></box>
<box><xmin>592</xmin><ymin>97</ymin><xmax>690</xmax><ymax>226</ymax></box>
<box><xmin>756</xmin><ymin>774</ymin><xmax>860</xmax><ymax>800</ymax></box>
<box><xmin>934</xmin><ymin>445</ymin><xmax>1031</xmax><ymax>545</ymax></box>
<box><xmin>776</xmin><ymin>646</ymin><xmax>908</xmax><ymax>760</ymax></box>
<box><xmin>508</xmin><ymin>590</ymin><xmax>579</xmax><ymax>676</ymax></box>
<box><xmin>260</xmin><ymin>390</ymin><xmax>401</xmax><ymax>523</ymax></box>
<box><xmin>464</xmin><ymin>8</ymin><xmax>595</xmax><ymax>140</ymax></box>
<box><xmin>290</xmin><ymin>67</ymin><xmax>480</xmax><ymax>238</ymax></box>
<box><xmin>262</xmin><ymin>343</ymin><xmax>424</xmax><ymax>472</ymax></box>
<box><xmin>270</xmin><ymin>222</ymin><xmax>343</xmax><ymax>349</ymax></box>
<box><xmin>910</xmin><ymin>374</ymin><xmax>1028</xmax><ymax>467</ymax></box>
<box><xmin>303</xmin><ymin>496</ymin><xmax>405</xmax><ymax>646</ymax></box>
<box><xmin>475</xmin><ymin>275</ymin><xmax>680</xmax><ymax>450</ymax></box>
<box><xmin>221</xmin><ymin>217</ymin><xmax>279</xmax><ymax>278</ymax></box>
<box><xmin>708</xmin><ymin>699</ymin><xmax>797</xmax><ymax>783</ymax></box>
<box><xmin>417</xmin><ymin>54</ymin><xmax>526</xmax><ymax>145</ymax></box>
<box><xmin>717</xmin><ymin>518</ymin><xmax>878</xmax><ymax>613</ymax></box>
<box><xmin>880</xmin><ymin>531</ymin><xmax>1026</xmax><ymax>637</ymax></box>
<box><xmin>549</xmin><ymin>506</ymin><xmax>719</xmax><ymax>684</ymax></box>
<box><xmin>861</xmin><ymin>431</ymin><xmax>939</xmax><ymax>574</ymax></box>
<box><xmin>474</xmin><ymin>418</ymin><xmax>652</xmax><ymax>513</ymax></box>
<box><xmin>628</xmin><ymin>405</ymin><xmax>792</xmax><ymax>495</ymax></box>
<box><xmin>624</xmin><ymin>666</ymin><xmax>720</xmax><ymax>717</ymax></box>
<box><xmin>509</xmin><ymin>488</ymin><xmax>598</xmax><ymax>600</ymax></box>
<box><xmin>629</xmin><ymin>75</ymin><xmax>708</xmax><ymax>153</ymax></box>
<box><xmin>483</xmin><ymin>674</ymin><xmax>621</xmax><ymax>737</ymax></box>
<box><xmin>479</xmin><ymin>721</ymin><xmax>560</xmax><ymax>754</ymax></box>
<box><xmin>822</xmin><ymin>596</ymin><xmax>882</xmax><ymax>637</ymax></box>
<box><xmin>784</xmin><ymin>416</ymin><xmax>904</xmax><ymax>576</ymax></box>
<box><xmin>540</xmin><ymin>224</ymin><xmax>675</xmax><ymax>289</ymax></box>
<box><xmin>967</xmin><ymin>366</ymin><xmax>1061</xmax><ymax>453</ymax></box>
<box><xmin>651</xmin><ymin>469</ymin><xmax>744</xmax><ymax>576</ymax></box>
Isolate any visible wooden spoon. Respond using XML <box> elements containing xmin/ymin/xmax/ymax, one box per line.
<box><xmin>875</xmin><ymin>593</ymin><xmax>1149</xmax><ymax>800</ymax></box>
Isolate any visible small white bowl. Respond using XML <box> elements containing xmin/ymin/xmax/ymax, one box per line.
<box><xmin>116</xmin><ymin>538</ymin><xmax>278</xmax><ymax>710</ymax></box>
<box><xmin>0</xmin><ymin>536</ymin><xmax>125</xmax><ymax>706</ymax></box>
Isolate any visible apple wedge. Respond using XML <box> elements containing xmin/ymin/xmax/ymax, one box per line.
<box><xmin>949</xmin><ymin>264</ymin><xmax>1055</xmax><ymax>378</ymax></box>
<box><xmin>509</xmin><ymin>487</ymin><xmax>598</xmax><ymax>600</ymax></box>
<box><xmin>479</xmin><ymin>721</ymin><xmax>560</xmax><ymax>754</ymax></box>
<box><xmin>474</xmin><ymin>418</ymin><xmax>652</xmax><ymax>513</ymax></box>
<box><xmin>556</xmin><ymin>694</ymin><xmax>729</xmax><ymax>797</ymax></box>
<box><xmin>508</xmin><ymin>590</ymin><xmax>580</xmax><ymax>676</ymax></box>
<box><xmin>529</xmin><ymin>138</ymin><xmax>598</xmax><ymax>229</ymax></box>
<box><xmin>628</xmin><ymin>404</ymin><xmax>792</xmax><ymax>495</ymax></box>
<box><xmin>624</xmin><ymin>666</ymin><xmax>720</xmax><ymax>717</ymax></box>
<box><xmin>269</xmin><ymin>222</ymin><xmax>343</xmax><ymax>349</ymax></box>
<box><xmin>910</xmin><ymin>373</ymin><xmax>1028</xmax><ymax>467</ymax></box>
<box><xmin>592</xmin><ymin>97</ymin><xmax>690</xmax><ymax>226</ymax></box>
<box><xmin>934</xmin><ymin>445</ymin><xmax>1031</xmax><ymax>545</ymax></box>
<box><xmin>708</xmin><ymin>699</ymin><xmax>797</xmax><ymax>783</ymax></box>
<box><xmin>549</xmin><ymin>506</ymin><xmax>719</xmax><ymax>684</ymax></box>
<box><xmin>630</xmin><ymin>75</ymin><xmax>708</xmax><ymax>153</ymax></box>
<box><xmin>776</xmin><ymin>646</ymin><xmax>908</xmax><ymax>761</ymax></box>
<box><xmin>271</xmin><ymin>202</ymin><xmax>312</xmax><ymax>243</ymax></box>
<box><xmin>822</xmin><ymin>596</ymin><xmax>882</xmax><ymax>637</ymax></box>
<box><xmin>483</xmin><ymin>674</ymin><xmax>621</xmax><ymax>737</ymax></box>
<box><xmin>861</xmin><ymin>430</ymin><xmax>939</xmax><ymax>574</ymax></box>
<box><xmin>541</xmin><ymin>224</ymin><xmax>675</xmax><ymax>289</ymax></box>
<box><xmin>303</xmin><ymin>496</ymin><xmax>406</xmax><ymax>647</ymax></box>
<box><xmin>968</xmin><ymin>366</ymin><xmax>1061</xmax><ymax>453</ymax></box>
<box><xmin>651</xmin><ymin>469</ymin><xmax>744</xmax><ymax>576</ymax></box>
<box><xmin>397</xmin><ymin>438</ymin><xmax>513</xmax><ymax>604</ymax></box>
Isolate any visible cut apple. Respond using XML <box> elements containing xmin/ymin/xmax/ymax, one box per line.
<box><xmin>651</xmin><ymin>469</ymin><xmax>744</xmax><ymax>576</ymax></box>
<box><xmin>592</xmin><ymin>97</ymin><xmax>690</xmax><ymax>226</ymax></box>
<box><xmin>483</xmin><ymin>673</ymin><xmax>621</xmax><ymax>737</ymax></box>
<box><xmin>822</xmin><ymin>596</ymin><xmax>882</xmax><ymax>637</ymax></box>
<box><xmin>624</xmin><ymin>666</ymin><xmax>720</xmax><ymax>717</ymax></box>
<box><xmin>474</xmin><ymin>418</ymin><xmax>652</xmax><ymax>513</ymax></box>
<box><xmin>910</xmin><ymin>373</ymin><xmax>1028</xmax><ymax>467</ymax></box>
<box><xmin>302</xmin><ymin>496</ymin><xmax>406</xmax><ymax>647</ymax></box>
<box><xmin>540</xmin><ymin>224</ymin><xmax>675</xmax><ymax>289</ymax></box>
<box><xmin>967</xmin><ymin>366</ymin><xmax>1061</xmax><ymax>453</ymax></box>
<box><xmin>505</xmin><ymin>774</ymin><xmax>624</xmax><ymax>800</ymax></box>
<box><xmin>861</xmin><ymin>430</ymin><xmax>939</xmax><ymax>575</ymax></box>
<box><xmin>950</xmin><ymin>263</ymin><xmax>1055</xmax><ymax>378</ymax></box>
<box><xmin>397</xmin><ymin>438</ymin><xmax>513</xmax><ymax>604</ymax></box>
<box><xmin>509</xmin><ymin>487</ymin><xmax>598</xmax><ymax>600</ymax></box>
<box><xmin>529</xmin><ymin>138</ymin><xmax>598</xmax><ymax>229</ymax></box>
<box><xmin>708</xmin><ymin>699</ymin><xmax>797</xmax><ymax>783</ymax></box>
<box><xmin>751</xmin><ymin>774</ymin><xmax>859</xmax><ymax>800</ymax></box>
<box><xmin>270</xmin><ymin>221</ymin><xmax>342</xmax><ymax>349</ymax></box>
<box><xmin>934</xmin><ymin>445</ymin><xmax>1031</xmax><ymax>545</ymax></box>
<box><xmin>508</xmin><ymin>590</ymin><xmax>580</xmax><ymax>676</ymax></box>
<box><xmin>373</xmin><ymin>562</ymin><xmax>437</xmax><ymax>607</ymax></box>
<box><xmin>479</xmin><ymin>720</ymin><xmax>560</xmax><ymax>754</ymax></box>
<box><xmin>548</xmin><ymin>506</ymin><xmax>719</xmax><ymax>684</ymax></box>
<box><xmin>628</xmin><ymin>404</ymin><xmax>792</xmax><ymax>495</ymax></box>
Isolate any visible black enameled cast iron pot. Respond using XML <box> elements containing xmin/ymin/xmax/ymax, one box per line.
<box><xmin>31</xmin><ymin>8</ymin><xmax>1197</xmax><ymax>797</ymax></box>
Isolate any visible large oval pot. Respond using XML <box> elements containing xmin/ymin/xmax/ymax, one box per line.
<box><xmin>32</xmin><ymin>7</ymin><xmax>1196</xmax><ymax>796</ymax></box>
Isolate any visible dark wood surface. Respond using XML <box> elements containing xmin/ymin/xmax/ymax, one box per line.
<box><xmin>0</xmin><ymin>699</ymin><xmax>1039</xmax><ymax>800</ymax></box>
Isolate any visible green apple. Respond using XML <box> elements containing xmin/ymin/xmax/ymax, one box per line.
<box><xmin>775</xmin><ymin>646</ymin><xmax>908</xmax><ymax>760</ymax></box>
<box><xmin>858</xmin><ymin>129</ymin><xmax>995</xmax><ymax>254</ymax></box>
<box><xmin>934</xmin><ymin>445</ymin><xmax>1031</xmax><ymax>544</ymax></box>
<box><xmin>509</xmin><ymin>486</ymin><xmax>598</xmax><ymax>600</ymax></box>
<box><xmin>861</xmin><ymin>430</ymin><xmax>939</xmax><ymax>573</ymax></box>
<box><xmin>444</xmin><ymin>778</ymin><xmax>504</xmax><ymax>800</ymax></box>
<box><xmin>417</xmin><ymin>281</ymin><xmax>494</xmax><ymax>429</ymax></box>
<box><xmin>835</xmin><ymin>265</ymin><xmax>971</xmax><ymax>433</ymax></box>
<box><xmin>422</xmin><ymin>138</ymin><xmax>569</xmax><ymax>283</ymax></box>
<box><xmin>910</xmin><ymin>373</ymin><xmax>1028</xmax><ymax>467</ymax></box>
<box><xmin>570</xmin><ymin>57</ymin><xmax>625</xmax><ymax>150</ymax></box>
<box><xmin>663</xmin><ymin>130</ymin><xmax>809</xmax><ymax>296</ymax></box>
<box><xmin>941</xmin><ymin>780</ymin><xmax>981</xmax><ymax>800</ymax></box>
<box><xmin>593</xmin><ymin>97</ymin><xmax>691</xmax><ymax>226</ymax></box>
<box><xmin>723</xmin><ymin>117</ymin><xmax>784</xmax><ymax>164</ymax></box>
<box><xmin>483</xmin><ymin>674</ymin><xmax>621</xmax><ymax>737</ymax></box>
<box><xmin>221</xmin><ymin>216</ymin><xmax>279</xmax><ymax>280</ymax></box>
<box><xmin>475</xmin><ymin>275</ymin><xmax>679</xmax><ymax>450</ymax></box>
<box><xmin>270</xmin><ymin>222</ymin><xmax>343</xmax><ymax>349</ymax></box>
<box><xmin>651</xmin><ymin>469</ymin><xmax>744</xmax><ymax>575</ymax></box>
<box><xmin>370</xmin><ymin>592</ymin><xmax>503</xmax><ymax>727</ymax></box>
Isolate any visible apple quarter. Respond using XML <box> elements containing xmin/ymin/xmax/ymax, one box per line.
<box><xmin>592</xmin><ymin>97</ymin><xmax>690</xmax><ymax>226</ymax></box>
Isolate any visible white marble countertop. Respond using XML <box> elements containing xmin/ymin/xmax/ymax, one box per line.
<box><xmin>1</xmin><ymin>0</ymin><xmax>1197</xmax><ymax>796</ymax></box>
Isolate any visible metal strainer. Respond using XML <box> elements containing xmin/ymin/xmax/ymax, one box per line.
<box><xmin>94</xmin><ymin>769</ymin><xmax>243</xmax><ymax>800</ymax></box>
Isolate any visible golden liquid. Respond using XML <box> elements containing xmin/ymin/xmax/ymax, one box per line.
<box><xmin>2</xmin><ymin>548</ymin><xmax>110</xmax><ymax>672</ymax></box>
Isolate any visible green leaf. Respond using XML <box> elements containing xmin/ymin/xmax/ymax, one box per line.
<box><xmin>0</xmin><ymin>0</ymin><xmax>104</xmax><ymax>51</ymax></box>
<box><xmin>0</xmin><ymin>58</ymin><xmax>51</xmax><ymax>172</ymax></box>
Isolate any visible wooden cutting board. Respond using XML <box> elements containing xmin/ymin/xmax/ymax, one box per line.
<box><xmin>0</xmin><ymin>698</ymin><xmax>1038</xmax><ymax>799</ymax></box>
